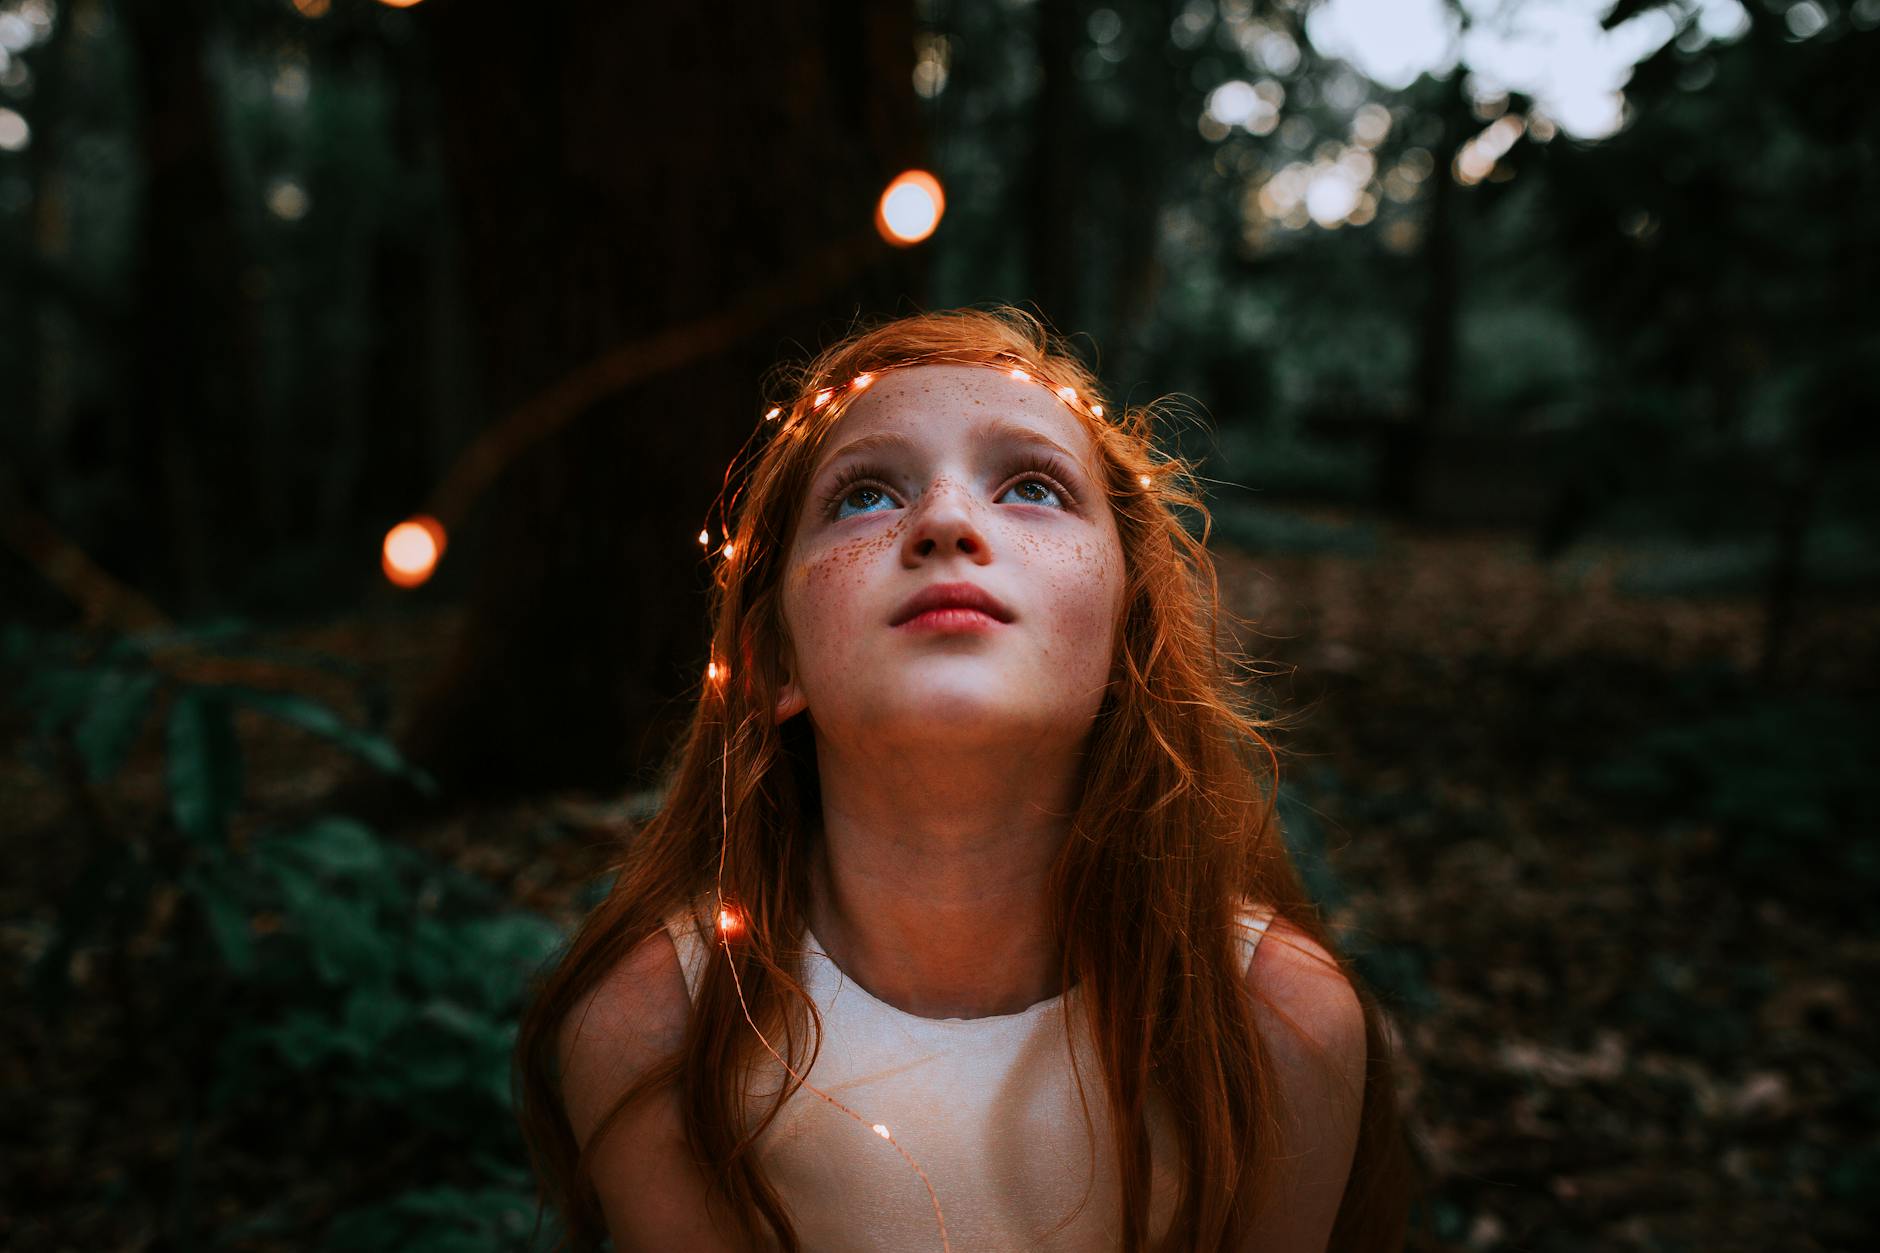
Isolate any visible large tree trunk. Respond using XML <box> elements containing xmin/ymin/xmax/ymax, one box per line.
<box><xmin>1023</xmin><ymin>0</ymin><xmax>1081</xmax><ymax>328</ymax></box>
<box><xmin>124</xmin><ymin>0</ymin><xmax>262</xmax><ymax>614</ymax></box>
<box><xmin>402</xmin><ymin>1</ymin><xmax>925</xmax><ymax>798</ymax></box>
<box><xmin>1381</xmin><ymin>66</ymin><xmax>1469</xmax><ymax>520</ymax></box>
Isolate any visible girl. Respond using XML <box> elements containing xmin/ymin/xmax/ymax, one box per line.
<box><xmin>516</xmin><ymin>307</ymin><xmax>1419</xmax><ymax>1251</ymax></box>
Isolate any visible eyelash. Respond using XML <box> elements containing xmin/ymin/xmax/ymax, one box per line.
<box><xmin>821</xmin><ymin>453</ymin><xmax>1079</xmax><ymax>517</ymax></box>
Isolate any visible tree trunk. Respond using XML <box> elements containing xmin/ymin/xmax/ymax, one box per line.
<box><xmin>123</xmin><ymin>0</ymin><xmax>261</xmax><ymax>614</ymax></box>
<box><xmin>1023</xmin><ymin>0</ymin><xmax>1081</xmax><ymax>329</ymax></box>
<box><xmin>1382</xmin><ymin>66</ymin><xmax>1468</xmax><ymax>520</ymax></box>
<box><xmin>401</xmin><ymin>0</ymin><xmax>925</xmax><ymax>798</ymax></box>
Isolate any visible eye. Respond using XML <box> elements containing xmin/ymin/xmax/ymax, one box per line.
<box><xmin>834</xmin><ymin>477</ymin><xmax>898</xmax><ymax>515</ymax></box>
<box><xmin>997</xmin><ymin>453</ymin><xmax>1078</xmax><ymax>510</ymax></box>
<box><xmin>999</xmin><ymin>473</ymin><xmax>1066</xmax><ymax>509</ymax></box>
<box><xmin>825</xmin><ymin>465</ymin><xmax>897</xmax><ymax>520</ymax></box>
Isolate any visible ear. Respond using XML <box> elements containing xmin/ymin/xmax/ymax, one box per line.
<box><xmin>774</xmin><ymin>645</ymin><xmax>807</xmax><ymax>724</ymax></box>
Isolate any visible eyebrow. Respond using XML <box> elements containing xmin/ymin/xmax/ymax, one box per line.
<box><xmin>816</xmin><ymin>420</ymin><xmax>1088</xmax><ymax>479</ymax></box>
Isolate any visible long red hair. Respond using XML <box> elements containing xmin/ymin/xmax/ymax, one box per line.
<box><xmin>513</xmin><ymin>306</ymin><xmax>1421</xmax><ymax>1250</ymax></box>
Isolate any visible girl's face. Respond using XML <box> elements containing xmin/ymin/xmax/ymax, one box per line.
<box><xmin>774</xmin><ymin>364</ymin><xmax>1127</xmax><ymax>751</ymax></box>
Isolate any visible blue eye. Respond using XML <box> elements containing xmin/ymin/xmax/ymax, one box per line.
<box><xmin>1000</xmin><ymin>478</ymin><xmax>1064</xmax><ymax>509</ymax></box>
<box><xmin>822</xmin><ymin>456</ymin><xmax>1078</xmax><ymax>521</ymax></box>
<box><xmin>833</xmin><ymin>484</ymin><xmax>894</xmax><ymax>520</ymax></box>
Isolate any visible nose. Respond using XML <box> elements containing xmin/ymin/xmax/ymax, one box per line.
<box><xmin>901</xmin><ymin>476</ymin><xmax>991</xmax><ymax>564</ymax></box>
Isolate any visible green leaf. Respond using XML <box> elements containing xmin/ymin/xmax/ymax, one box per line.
<box><xmin>344</xmin><ymin>982</ymin><xmax>410</xmax><ymax>1046</ymax></box>
<box><xmin>322</xmin><ymin>1184</ymin><xmax>541</xmax><ymax>1253</ymax></box>
<box><xmin>400</xmin><ymin>1051</ymin><xmax>470</xmax><ymax>1091</ymax></box>
<box><xmin>454</xmin><ymin>914</ymin><xmax>565</xmax><ymax>1010</ymax></box>
<box><xmin>418</xmin><ymin>997</ymin><xmax>492</xmax><ymax>1041</ymax></box>
<box><xmin>15</xmin><ymin>665</ymin><xmax>108</xmax><ymax>735</ymax></box>
<box><xmin>406</xmin><ymin>915</ymin><xmax>460</xmax><ymax>993</ymax></box>
<box><xmin>266</xmin><ymin>1008</ymin><xmax>350</xmax><ymax>1070</ymax></box>
<box><xmin>276</xmin><ymin>816</ymin><xmax>388</xmax><ymax>878</ymax></box>
<box><xmin>226</xmin><ymin>687</ymin><xmax>438</xmax><ymax>796</ymax></box>
<box><xmin>74</xmin><ymin>670</ymin><xmax>160</xmax><ymax>783</ymax></box>
<box><xmin>167</xmin><ymin>689</ymin><xmax>244</xmax><ymax>847</ymax></box>
<box><xmin>181</xmin><ymin>864</ymin><xmax>257</xmax><ymax>976</ymax></box>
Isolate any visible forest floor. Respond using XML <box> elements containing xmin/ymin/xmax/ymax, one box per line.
<box><xmin>6</xmin><ymin>509</ymin><xmax>1877</xmax><ymax>1252</ymax></box>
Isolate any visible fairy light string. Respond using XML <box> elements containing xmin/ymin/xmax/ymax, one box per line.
<box><xmin>713</xmin><ymin>719</ymin><xmax>953</xmax><ymax>1252</ymax></box>
<box><xmin>694</xmin><ymin>355</ymin><xmax>1117</xmax><ymax>561</ymax></box>
<box><xmin>696</xmin><ymin>358</ymin><xmax>1140</xmax><ymax>1251</ymax></box>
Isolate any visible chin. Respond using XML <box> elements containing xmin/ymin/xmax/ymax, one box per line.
<box><xmin>853</xmin><ymin>686</ymin><xmax>1023</xmax><ymax>735</ymax></box>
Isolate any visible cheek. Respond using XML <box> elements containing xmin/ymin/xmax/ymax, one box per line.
<box><xmin>786</xmin><ymin>529</ymin><xmax>901</xmax><ymax>648</ymax></box>
<box><xmin>1028</xmin><ymin>531</ymin><xmax>1127</xmax><ymax>652</ymax></box>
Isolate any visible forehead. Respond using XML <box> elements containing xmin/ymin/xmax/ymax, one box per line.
<box><xmin>813</xmin><ymin>363</ymin><xmax>1099</xmax><ymax>471</ymax></box>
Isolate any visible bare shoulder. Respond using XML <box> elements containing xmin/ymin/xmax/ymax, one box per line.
<box><xmin>1237</xmin><ymin>914</ymin><xmax>1367</xmax><ymax>1251</ymax></box>
<box><xmin>556</xmin><ymin>924</ymin><xmax>694</xmax><ymax>1141</ymax></box>
<box><xmin>1242</xmin><ymin>913</ymin><xmax>1366</xmax><ymax>1075</ymax></box>
<box><xmin>557</xmin><ymin>921</ymin><xmax>752</xmax><ymax>1252</ymax></box>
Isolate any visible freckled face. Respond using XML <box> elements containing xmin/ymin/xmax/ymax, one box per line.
<box><xmin>775</xmin><ymin>364</ymin><xmax>1127</xmax><ymax>755</ymax></box>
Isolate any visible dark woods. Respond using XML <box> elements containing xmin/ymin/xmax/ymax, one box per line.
<box><xmin>2</xmin><ymin>1</ymin><xmax>1875</xmax><ymax>1250</ymax></box>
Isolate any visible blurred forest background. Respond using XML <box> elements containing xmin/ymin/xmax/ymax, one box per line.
<box><xmin>3</xmin><ymin>0</ymin><xmax>1876</xmax><ymax>1249</ymax></box>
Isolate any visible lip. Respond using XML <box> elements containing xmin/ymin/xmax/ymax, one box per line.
<box><xmin>889</xmin><ymin>580</ymin><xmax>1016</xmax><ymax>628</ymax></box>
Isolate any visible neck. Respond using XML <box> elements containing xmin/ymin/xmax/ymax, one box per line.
<box><xmin>802</xmin><ymin>740</ymin><xmax>1078</xmax><ymax>1020</ymax></box>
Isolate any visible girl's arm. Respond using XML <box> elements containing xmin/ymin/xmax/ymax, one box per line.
<box><xmin>558</xmin><ymin>930</ymin><xmax>754</xmax><ymax>1253</ymax></box>
<box><xmin>1239</xmin><ymin>919</ymin><xmax>1369</xmax><ymax>1253</ymax></box>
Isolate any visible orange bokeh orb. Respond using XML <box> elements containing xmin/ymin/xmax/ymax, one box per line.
<box><xmin>382</xmin><ymin>515</ymin><xmax>446</xmax><ymax>588</ymax></box>
<box><xmin>875</xmin><ymin>169</ymin><xmax>945</xmax><ymax>246</ymax></box>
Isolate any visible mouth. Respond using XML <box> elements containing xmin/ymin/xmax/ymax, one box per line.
<box><xmin>889</xmin><ymin>581</ymin><xmax>1016</xmax><ymax>628</ymax></box>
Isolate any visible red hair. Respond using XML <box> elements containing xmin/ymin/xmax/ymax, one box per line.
<box><xmin>513</xmin><ymin>306</ymin><xmax>1421</xmax><ymax>1250</ymax></box>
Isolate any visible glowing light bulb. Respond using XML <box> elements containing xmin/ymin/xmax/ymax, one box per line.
<box><xmin>1009</xmin><ymin>367</ymin><xmax>1030</xmax><ymax>382</ymax></box>
<box><xmin>873</xmin><ymin>1123</ymin><xmax>892</xmax><ymax>1139</ymax></box>
<box><xmin>1091</xmin><ymin>404</ymin><xmax>1104</xmax><ymax>418</ymax></box>
<box><xmin>722</xmin><ymin>542</ymin><xmax>736</xmax><ymax>558</ymax></box>
<box><xmin>1056</xmin><ymin>386</ymin><xmax>1077</xmax><ymax>402</ymax></box>
<box><xmin>718</xmin><ymin>906</ymin><xmax>743</xmax><ymax>936</ymax></box>
<box><xmin>813</xmin><ymin>389</ymin><xmax>834</xmax><ymax>409</ymax></box>
<box><xmin>852</xmin><ymin>373</ymin><xmax>874</xmax><ymax>389</ymax></box>
<box><xmin>382</xmin><ymin>515</ymin><xmax>446</xmax><ymax>588</ymax></box>
<box><xmin>876</xmin><ymin>169</ymin><xmax>945</xmax><ymax>245</ymax></box>
<box><xmin>1138</xmin><ymin>474</ymin><xmax>1152</xmax><ymax>487</ymax></box>
<box><xmin>698</xmin><ymin>529</ymin><xmax>711</xmax><ymax>546</ymax></box>
<box><xmin>765</xmin><ymin>406</ymin><xmax>782</xmax><ymax>420</ymax></box>
<box><xmin>707</xmin><ymin>659</ymin><xmax>724</xmax><ymax>682</ymax></box>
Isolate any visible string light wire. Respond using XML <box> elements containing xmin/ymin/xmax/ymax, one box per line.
<box><xmin>712</xmin><ymin>701</ymin><xmax>954</xmax><ymax>1252</ymax></box>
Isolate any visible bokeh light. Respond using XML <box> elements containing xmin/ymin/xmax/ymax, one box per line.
<box><xmin>382</xmin><ymin>515</ymin><xmax>446</xmax><ymax>588</ymax></box>
<box><xmin>876</xmin><ymin>169</ymin><xmax>945</xmax><ymax>245</ymax></box>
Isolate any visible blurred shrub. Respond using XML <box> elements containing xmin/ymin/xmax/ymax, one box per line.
<box><xmin>1613</xmin><ymin>521</ymin><xmax>1880</xmax><ymax>599</ymax></box>
<box><xmin>1205</xmin><ymin>497</ymin><xmax>1379</xmax><ymax>556</ymax></box>
<box><xmin>1281</xmin><ymin>769</ymin><xmax>1439</xmax><ymax>1019</ymax></box>
<box><xmin>1211</xmin><ymin>427</ymin><xmax>1375</xmax><ymax>504</ymax></box>
<box><xmin>5</xmin><ymin>621</ymin><xmax>565</xmax><ymax>1251</ymax></box>
<box><xmin>1586</xmin><ymin>689</ymin><xmax>1878</xmax><ymax>896</ymax></box>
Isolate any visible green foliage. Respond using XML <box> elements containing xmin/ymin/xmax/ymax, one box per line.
<box><xmin>197</xmin><ymin>812</ymin><xmax>562</xmax><ymax>1128</ymax></box>
<box><xmin>1587</xmin><ymin>690</ymin><xmax>1878</xmax><ymax>890</ymax></box>
<box><xmin>5</xmin><ymin>622</ymin><xmax>560</xmax><ymax>1249</ymax></box>
<box><xmin>320</xmin><ymin>1179</ymin><xmax>549</xmax><ymax>1253</ymax></box>
<box><xmin>168</xmin><ymin>688</ymin><xmax>245</xmax><ymax>847</ymax></box>
<box><xmin>1210</xmin><ymin>427</ymin><xmax>1376</xmax><ymax>504</ymax></box>
<box><xmin>1276</xmin><ymin>779</ymin><xmax>1349</xmax><ymax>914</ymax></box>
<box><xmin>1284</xmin><ymin>767</ymin><xmax>1441</xmax><ymax>1018</ymax></box>
<box><xmin>1207</xmin><ymin>497</ymin><xmax>1380</xmax><ymax>556</ymax></box>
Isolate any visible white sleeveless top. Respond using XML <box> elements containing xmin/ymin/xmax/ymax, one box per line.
<box><xmin>664</xmin><ymin>897</ymin><xmax>1278</xmax><ymax>1251</ymax></box>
